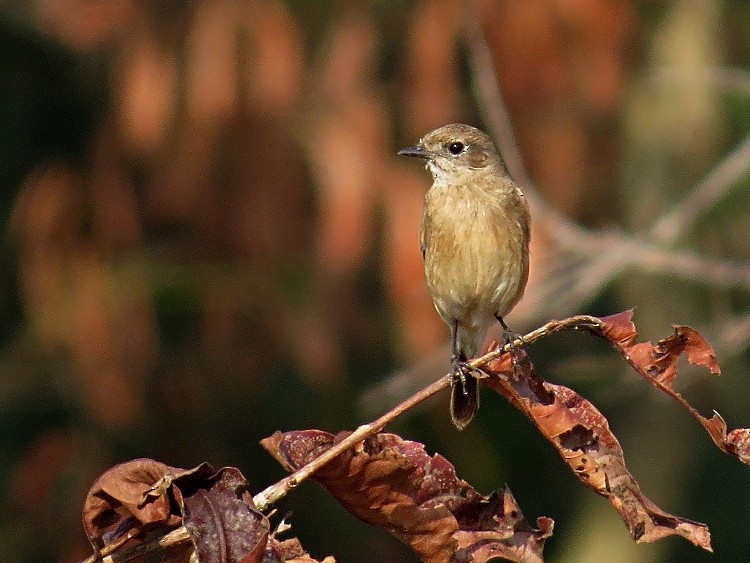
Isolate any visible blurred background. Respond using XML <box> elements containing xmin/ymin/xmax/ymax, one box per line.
<box><xmin>0</xmin><ymin>1</ymin><xmax>748</xmax><ymax>561</ymax></box>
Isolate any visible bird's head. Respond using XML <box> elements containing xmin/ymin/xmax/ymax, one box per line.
<box><xmin>397</xmin><ymin>123</ymin><xmax>507</xmax><ymax>182</ymax></box>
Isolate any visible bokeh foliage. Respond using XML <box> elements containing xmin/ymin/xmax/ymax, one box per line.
<box><xmin>0</xmin><ymin>1</ymin><xmax>748</xmax><ymax>561</ymax></box>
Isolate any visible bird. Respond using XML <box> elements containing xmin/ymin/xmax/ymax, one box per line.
<box><xmin>398</xmin><ymin>123</ymin><xmax>530</xmax><ymax>430</ymax></box>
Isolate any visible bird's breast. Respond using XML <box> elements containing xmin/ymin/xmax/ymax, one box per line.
<box><xmin>421</xmin><ymin>183</ymin><xmax>528</xmax><ymax>329</ymax></box>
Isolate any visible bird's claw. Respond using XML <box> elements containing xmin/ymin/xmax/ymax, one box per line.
<box><xmin>502</xmin><ymin>329</ymin><xmax>526</xmax><ymax>377</ymax></box>
<box><xmin>450</xmin><ymin>357</ymin><xmax>484</xmax><ymax>396</ymax></box>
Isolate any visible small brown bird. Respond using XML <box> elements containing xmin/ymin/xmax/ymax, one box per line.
<box><xmin>398</xmin><ymin>123</ymin><xmax>530</xmax><ymax>430</ymax></box>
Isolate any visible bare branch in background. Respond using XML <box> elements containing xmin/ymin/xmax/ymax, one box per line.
<box><xmin>462</xmin><ymin>6</ymin><xmax>591</xmax><ymax>251</ymax></box>
<box><xmin>649</xmin><ymin>132</ymin><xmax>750</xmax><ymax>243</ymax></box>
<box><xmin>364</xmin><ymin>5</ymin><xmax>750</xmax><ymax>417</ymax></box>
<box><xmin>652</xmin><ymin>66</ymin><xmax>750</xmax><ymax>95</ymax></box>
<box><xmin>461</xmin><ymin>4</ymin><xmax>750</xmax><ymax>353</ymax></box>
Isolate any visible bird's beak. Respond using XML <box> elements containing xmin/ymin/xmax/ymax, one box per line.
<box><xmin>397</xmin><ymin>145</ymin><xmax>433</xmax><ymax>159</ymax></box>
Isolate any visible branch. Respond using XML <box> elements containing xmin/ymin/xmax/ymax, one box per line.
<box><xmin>463</xmin><ymin>6</ymin><xmax>529</xmax><ymax>189</ymax></box>
<box><xmin>253</xmin><ymin>315</ymin><xmax>604</xmax><ymax>511</ymax></box>
<box><xmin>80</xmin><ymin>527</ymin><xmax>191</xmax><ymax>563</ymax></box>
<box><xmin>253</xmin><ymin>372</ymin><xmax>451</xmax><ymax>510</ymax></box>
<box><xmin>267</xmin><ymin>311</ymin><xmax>740</xmax><ymax>555</ymax></box>
<box><xmin>631</xmin><ymin>243</ymin><xmax>750</xmax><ymax>289</ymax></box>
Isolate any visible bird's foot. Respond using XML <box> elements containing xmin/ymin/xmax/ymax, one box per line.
<box><xmin>450</xmin><ymin>356</ymin><xmax>486</xmax><ymax>396</ymax></box>
<box><xmin>502</xmin><ymin>328</ymin><xmax>526</xmax><ymax>378</ymax></box>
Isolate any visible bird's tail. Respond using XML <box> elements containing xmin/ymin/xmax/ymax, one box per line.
<box><xmin>449</xmin><ymin>327</ymin><xmax>481</xmax><ymax>430</ymax></box>
<box><xmin>450</xmin><ymin>374</ymin><xmax>479</xmax><ymax>430</ymax></box>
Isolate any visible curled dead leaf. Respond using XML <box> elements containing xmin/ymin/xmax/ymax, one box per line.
<box><xmin>481</xmin><ymin>346</ymin><xmax>712</xmax><ymax>552</ymax></box>
<box><xmin>262</xmin><ymin>430</ymin><xmax>552</xmax><ymax>563</ymax></box>
<box><xmin>725</xmin><ymin>428</ymin><xmax>750</xmax><ymax>465</ymax></box>
<box><xmin>82</xmin><ymin>459</ymin><xmax>279</xmax><ymax>563</ymax></box>
<box><xmin>599</xmin><ymin>311</ymin><xmax>720</xmax><ymax>386</ymax></box>
<box><xmin>595</xmin><ymin>311</ymin><xmax>750</xmax><ymax>467</ymax></box>
<box><xmin>82</xmin><ymin>458</ymin><xmax>186</xmax><ymax>546</ymax></box>
<box><xmin>176</xmin><ymin>467</ymin><xmax>269</xmax><ymax>563</ymax></box>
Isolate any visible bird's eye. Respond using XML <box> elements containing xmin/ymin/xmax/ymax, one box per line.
<box><xmin>448</xmin><ymin>142</ymin><xmax>465</xmax><ymax>155</ymax></box>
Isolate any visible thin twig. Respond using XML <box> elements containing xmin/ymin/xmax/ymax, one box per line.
<box><xmin>633</xmin><ymin>244</ymin><xmax>750</xmax><ymax>289</ymax></box>
<box><xmin>468</xmin><ymin>315</ymin><xmax>605</xmax><ymax>368</ymax></box>
<box><xmin>80</xmin><ymin>526</ymin><xmax>192</xmax><ymax>563</ymax></box>
<box><xmin>253</xmin><ymin>374</ymin><xmax>452</xmax><ymax>510</ymax></box>
<box><xmin>254</xmin><ymin>314</ymin><xmax>605</xmax><ymax>511</ymax></box>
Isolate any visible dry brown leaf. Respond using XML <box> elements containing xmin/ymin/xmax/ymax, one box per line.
<box><xmin>262</xmin><ymin>430</ymin><xmax>552</xmax><ymax>563</ymax></box>
<box><xmin>711</xmin><ymin>424</ymin><xmax>750</xmax><ymax>465</ymax></box>
<box><xmin>596</xmin><ymin>311</ymin><xmax>750</xmax><ymax>465</ymax></box>
<box><xmin>118</xmin><ymin>33</ymin><xmax>176</xmax><ymax>153</ymax></box>
<box><xmin>186</xmin><ymin>1</ymin><xmax>239</xmax><ymax>124</ymax></box>
<box><xmin>82</xmin><ymin>458</ymin><xmax>184</xmax><ymax>545</ymax></box>
<box><xmin>265</xmin><ymin>537</ymin><xmax>336</xmax><ymax>563</ymax></box>
<box><xmin>482</xmin><ymin>345</ymin><xmax>712</xmax><ymax>551</ymax></box>
<box><xmin>308</xmin><ymin>109</ymin><xmax>376</xmax><ymax>273</ymax></box>
<box><xmin>82</xmin><ymin>460</ymin><xmax>276</xmax><ymax>562</ymax></box>
<box><xmin>173</xmin><ymin>467</ymin><xmax>269</xmax><ymax>563</ymax></box>
<box><xmin>307</xmin><ymin>12</ymin><xmax>383</xmax><ymax>275</ymax></box>
<box><xmin>599</xmin><ymin>310</ymin><xmax>720</xmax><ymax>383</ymax></box>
